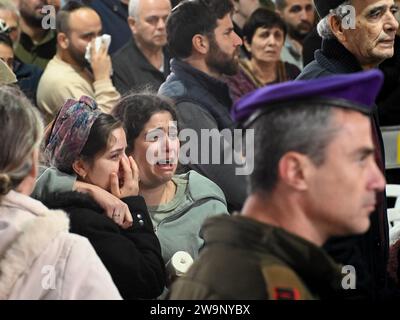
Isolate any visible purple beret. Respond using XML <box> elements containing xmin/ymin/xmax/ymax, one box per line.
<box><xmin>313</xmin><ymin>0</ymin><xmax>347</xmax><ymax>18</ymax></box>
<box><xmin>231</xmin><ymin>69</ymin><xmax>384</xmax><ymax>127</ymax></box>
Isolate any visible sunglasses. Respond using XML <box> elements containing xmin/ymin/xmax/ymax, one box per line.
<box><xmin>0</xmin><ymin>19</ymin><xmax>18</xmax><ymax>35</ymax></box>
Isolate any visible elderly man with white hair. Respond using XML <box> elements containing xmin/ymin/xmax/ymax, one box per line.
<box><xmin>112</xmin><ymin>0</ymin><xmax>171</xmax><ymax>94</ymax></box>
<box><xmin>297</xmin><ymin>0</ymin><xmax>400</xmax><ymax>300</ymax></box>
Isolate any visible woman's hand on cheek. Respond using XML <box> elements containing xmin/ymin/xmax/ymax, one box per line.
<box><xmin>110</xmin><ymin>155</ymin><xmax>140</xmax><ymax>198</ymax></box>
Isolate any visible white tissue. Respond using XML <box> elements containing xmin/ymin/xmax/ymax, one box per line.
<box><xmin>85</xmin><ymin>34</ymin><xmax>111</xmax><ymax>63</ymax></box>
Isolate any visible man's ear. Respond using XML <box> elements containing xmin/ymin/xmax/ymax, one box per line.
<box><xmin>278</xmin><ymin>152</ymin><xmax>312</xmax><ymax>191</ymax></box>
<box><xmin>58</xmin><ymin>32</ymin><xmax>69</xmax><ymax>49</ymax></box>
<box><xmin>72</xmin><ymin>159</ymin><xmax>88</xmax><ymax>180</ymax></box>
<box><xmin>128</xmin><ymin>16</ymin><xmax>137</xmax><ymax>35</ymax></box>
<box><xmin>192</xmin><ymin>34</ymin><xmax>209</xmax><ymax>55</ymax></box>
<box><xmin>329</xmin><ymin>14</ymin><xmax>347</xmax><ymax>43</ymax></box>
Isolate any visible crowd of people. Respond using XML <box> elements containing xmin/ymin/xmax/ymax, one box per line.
<box><xmin>0</xmin><ymin>0</ymin><xmax>400</xmax><ymax>300</ymax></box>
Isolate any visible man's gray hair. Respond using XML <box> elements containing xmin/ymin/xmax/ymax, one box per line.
<box><xmin>0</xmin><ymin>0</ymin><xmax>20</xmax><ymax>19</ymax></box>
<box><xmin>317</xmin><ymin>0</ymin><xmax>352</xmax><ymax>39</ymax></box>
<box><xmin>248</xmin><ymin>103</ymin><xmax>341</xmax><ymax>195</ymax></box>
<box><xmin>128</xmin><ymin>0</ymin><xmax>141</xmax><ymax>19</ymax></box>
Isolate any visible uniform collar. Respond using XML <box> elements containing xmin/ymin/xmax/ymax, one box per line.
<box><xmin>202</xmin><ymin>215</ymin><xmax>344</xmax><ymax>296</ymax></box>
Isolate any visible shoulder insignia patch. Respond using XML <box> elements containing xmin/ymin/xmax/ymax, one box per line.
<box><xmin>261</xmin><ymin>264</ymin><xmax>314</xmax><ymax>300</ymax></box>
<box><xmin>273</xmin><ymin>287</ymin><xmax>300</xmax><ymax>300</ymax></box>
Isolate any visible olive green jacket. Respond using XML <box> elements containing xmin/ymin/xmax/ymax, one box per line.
<box><xmin>169</xmin><ymin>215</ymin><xmax>344</xmax><ymax>300</ymax></box>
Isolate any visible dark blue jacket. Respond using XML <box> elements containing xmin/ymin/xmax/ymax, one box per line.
<box><xmin>159</xmin><ymin>58</ymin><xmax>235</xmax><ymax>130</ymax></box>
<box><xmin>13</xmin><ymin>58</ymin><xmax>42</xmax><ymax>105</ymax></box>
<box><xmin>89</xmin><ymin>0</ymin><xmax>131</xmax><ymax>54</ymax></box>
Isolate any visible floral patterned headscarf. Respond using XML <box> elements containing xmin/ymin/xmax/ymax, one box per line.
<box><xmin>44</xmin><ymin>96</ymin><xmax>102</xmax><ymax>173</ymax></box>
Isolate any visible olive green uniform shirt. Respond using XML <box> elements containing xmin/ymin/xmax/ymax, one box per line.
<box><xmin>169</xmin><ymin>215</ymin><xmax>344</xmax><ymax>300</ymax></box>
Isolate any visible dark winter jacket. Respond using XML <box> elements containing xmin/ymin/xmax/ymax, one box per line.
<box><xmin>112</xmin><ymin>39</ymin><xmax>170</xmax><ymax>94</ymax></box>
<box><xmin>40</xmin><ymin>191</ymin><xmax>166</xmax><ymax>300</ymax></box>
<box><xmin>158</xmin><ymin>59</ymin><xmax>247</xmax><ymax>212</ymax></box>
<box><xmin>13</xmin><ymin>58</ymin><xmax>43</xmax><ymax>105</ymax></box>
<box><xmin>376</xmin><ymin>35</ymin><xmax>400</xmax><ymax>126</ymax></box>
<box><xmin>169</xmin><ymin>215</ymin><xmax>344</xmax><ymax>300</ymax></box>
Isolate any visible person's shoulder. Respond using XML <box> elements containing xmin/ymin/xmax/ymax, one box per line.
<box><xmin>53</xmin><ymin>231</ymin><xmax>122</xmax><ymax>299</ymax></box>
<box><xmin>55</xmin><ymin>230</ymin><xmax>92</xmax><ymax>251</ymax></box>
<box><xmin>41</xmin><ymin>191</ymin><xmax>101</xmax><ymax>212</ymax></box>
<box><xmin>169</xmin><ymin>238</ymin><xmax>269</xmax><ymax>299</ymax></box>
<box><xmin>159</xmin><ymin>77</ymin><xmax>187</xmax><ymax>99</ymax></box>
<box><xmin>172</xmin><ymin>96</ymin><xmax>214</xmax><ymax>122</ymax></box>
<box><xmin>186</xmin><ymin>171</ymin><xmax>224</xmax><ymax>193</ymax></box>
<box><xmin>14</xmin><ymin>60</ymin><xmax>43</xmax><ymax>78</ymax></box>
<box><xmin>184</xmin><ymin>171</ymin><xmax>228</xmax><ymax>206</ymax></box>
<box><xmin>296</xmin><ymin>60</ymin><xmax>333</xmax><ymax>80</ymax></box>
<box><xmin>112</xmin><ymin>40</ymin><xmax>135</xmax><ymax>64</ymax></box>
<box><xmin>168</xmin><ymin>276</ymin><xmax>224</xmax><ymax>300</ymax></box>
<box><xmin>39</xmin><ymin>58</ymin><xmax>83</xmax><ymax>86</ymax></box>
<box><xmin>171</xmin><ymin>97</ymin><xmax>215</xmax><ymax>126</ymax></box>
<box><xmin>42</xmin><ymin>191</ymin><xmax>116</xmax><ymax>232</ymax></box>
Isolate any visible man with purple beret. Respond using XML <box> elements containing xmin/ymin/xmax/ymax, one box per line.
<box><xmin>169</xmin><ymin>70</ymin><xmax>386</xmax><ymax>300</ymax></box>
<box><xmin>298</xmin><ymin>0</ymin><xmax>399</xmax><ymax>299</ymax></box>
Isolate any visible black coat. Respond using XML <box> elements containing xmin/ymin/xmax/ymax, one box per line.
<box><xmin>302</xmin><ymin>27</ymin><xmax>322</xmax><ymax>68</ymax></box>
<box><xmin>377</xmin><ymin>35</ymin><xmax>400</xmax><ymax>126</ymax></box>
<box><xmin>112</xmin><ymin>39</ymin><xmax>170</xmax><ymax>95</ymax></box>
<box><xmin>40</xmin><ymin>191</ymin><xmax>166</xmax><ymax>300</ymax></box>
<box><xmin>298</xmin><ymin>38</ymin><xmax>393</xmax><ymax>299</ymax></box>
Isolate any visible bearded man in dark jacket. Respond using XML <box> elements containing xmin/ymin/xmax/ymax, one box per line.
<box><xmin>158</xmin><ymin>0</ymin><xmax>247</xmax><ymax>212</ymax></box>
<box><xmin>297</xmin><ymin>0</ymin><xmax>400</xmax><ymax>299</ymax></box>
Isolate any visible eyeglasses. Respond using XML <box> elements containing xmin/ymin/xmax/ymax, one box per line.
<box><xmin>0</xmin><ymin>19</ymin><xmax>18</xmax><ymax>35</ymax></box>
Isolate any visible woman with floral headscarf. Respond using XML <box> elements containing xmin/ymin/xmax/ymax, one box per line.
<box><xmin>36</xmin><ymin>96</ymin><xmax>166</xmax><ymax>300</ymax></box>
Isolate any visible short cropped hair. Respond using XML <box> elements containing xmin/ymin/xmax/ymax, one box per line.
<box><xmin>249</xmin><ymin>102</ymin><xmax>341</xmax><ymax>194</ymax></box>
<box><xmin>56</xmin><ymin>1</ymin><xmax>92</xmax><ymax>35</ymax></box>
